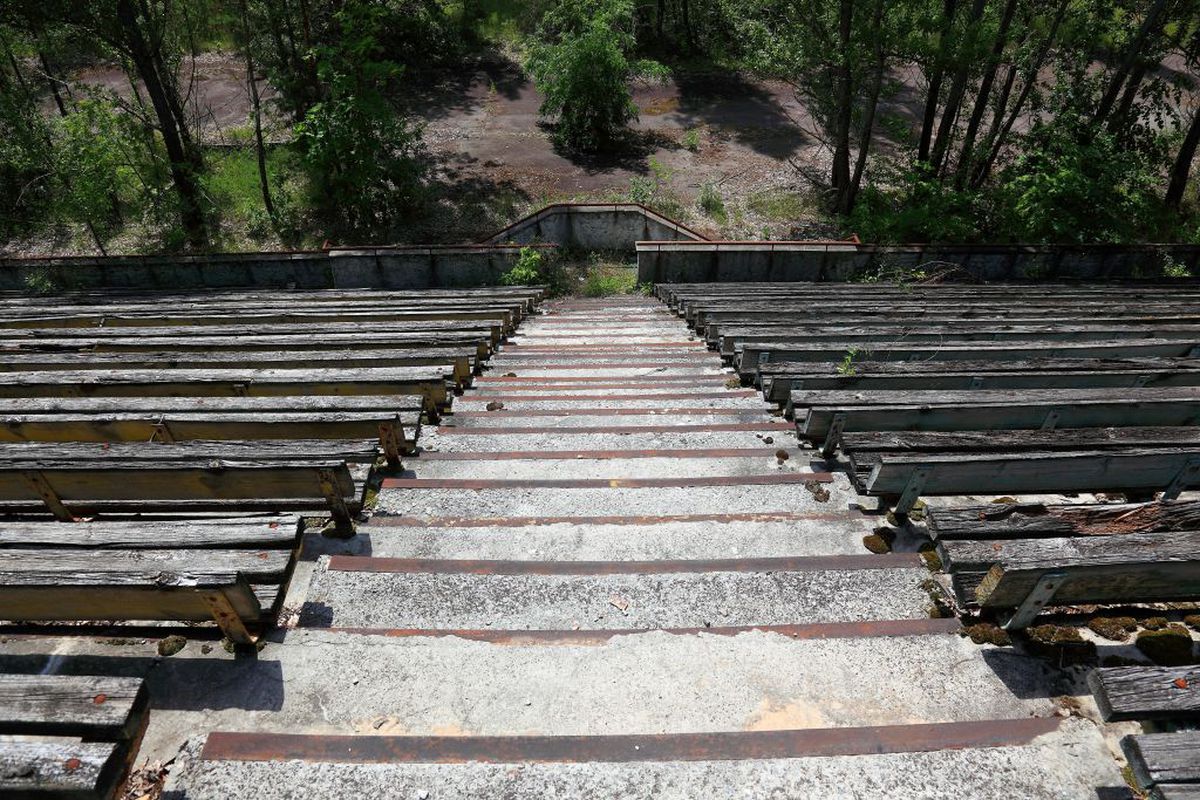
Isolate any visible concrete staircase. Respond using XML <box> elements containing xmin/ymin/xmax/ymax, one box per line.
<box><xmin>161</xmin><ymin>296</ymin><xmax>1125</xmax><ymax>798</ymax></box>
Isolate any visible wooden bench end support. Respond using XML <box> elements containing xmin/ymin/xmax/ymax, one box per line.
<box><xmin>316</xmin><ymin>467</ymin><xmax>354</xmax><ymax>531</ymax></box>
<box><xmin>1000</xmin><ymin>570</ymin><xmax>1066</xmax><ymax>631</ymax></box>
<box><xmin>378</xmin><ymin>420</ymin><xmax>403</xmax><ymax>468</ymax></box>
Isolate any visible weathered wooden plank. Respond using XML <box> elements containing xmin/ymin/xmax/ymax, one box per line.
<box><xmin>0</xmin><ymin>675</ymin><xmax>147</xmax><ymax>739</ymax></box>
<box><xmin>1123</xmin><ymin>732</ymin><xmax>1200</xmax><ymax>790</ymax></box>
<box><xmin>0</xmin><ymin>412</ymin><xmax>417</xmax><ymax>451</ymax></box>
<box><xmin>0</xmin><ymin>439</ymin><xmax>379</xmax><ymax>464</ymax></box>
<box><xmin>796</xmin><ymin>393</ymin><xmax>1200</xmax><ymax>438</ymax></box>
<box><xmin>739</xmin><ymin>339</ymin><xmax>1200</xmax><ymax>371</ymax></box>
<box><xmin>863</xmin><ymin>449</ymin><xmax>1200</xmax><ymax>497</ymax></box>
<box><xmin>1158</xmin><ymin>785</ymin><xmax>1200</xmax><ymax>800</ymax></box>
<box><xmin>7</xmin><ymin>332</ymin><xmax>493</xmax><ymax>358</ymax></box>
<box><xmin>1089</xmin><ymin>666</ymin><xmax>1200</xmax><ymax>722</ymax></box>
<box><xmin>926</xmin><ymin>501</ymin><xmax>1200</xmax><ymax>541</ymax></box>
<box><xmin>0</xmin><ymin>739</ymin><xmax>124</xmax><ymax>800</ymax></box>
<box><xmin>965</xmin><ymin>531</ymin><xmax>1200</xmax><ymax>607</ymax></box>
<box><xmin>0</xmin><ymin>516</ymin><xmax>300</xmax><ymax>550</ymax></box>
<box><xmin>0</xmin><ymin>347</ymin><xmax>478</xmax><ymax>375</ymax></box>
<box><xmin>845</xmin><ymin>428</ymin><xmax>1200</xmax><ymax>455</ymax></box>
<box><xmin>0</xmin><ymin>547</ymin><xmax>293</xmax><ymax>582</ymax></box>
<box><xmin>0</xmin><ymin>395</ymin><xmax>423</xmax><ymax>414</ymax></box>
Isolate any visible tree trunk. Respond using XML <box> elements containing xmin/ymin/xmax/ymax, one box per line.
<box><xmin>845</xmin><ymin>0</ymin><xmax>886</xmax><ymax>214</ymax></box>
<box><xmin>116</xmin><ymin>0</ymin><xmax>207</xmax><ymax>247</ymax></box>
<box><xmin>1166</xmin><ymin>108</ymin><xmax>1200</xmax><ymax>209</ymax></box>
<box><xmin>918</xmin><ymin>0</ymin><xmax>960</xmax><ymax>164</ymax></box>
<box><xmin>955</xmin><ymin>0</ymin><xmax>1016</xmax><ymax>185</ymax></box>
<box><xmin>1094</xmin><ymin>0</ymin><xmax>1168</xmax><ymax>123</ymax></box>
<box><xmin>971</xmin><ymin>0</ymin><xmax>1068</xmax><ymax>189</ymax></box>
<box><xmin>239</xmin><ymin>0</ymin><xmax>275</xmax><ymax>220</ymax></box>
<box><xmin>929</xmin><ymin>0</ymin><xmax>986</xmax><ymax>176</ymax></box>
<box><xmin>830</xmin><ymin>0</ymin><xmax>854</xmax><ymax>212</ymax></box>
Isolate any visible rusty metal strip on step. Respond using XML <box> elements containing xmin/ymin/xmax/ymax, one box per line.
<box><xmin>365</xmin><ymin>511</ymin><xmax>853</xmax><ymax>528</ymax></box>
<box><xmin>476</xmin><ymin>374</ymin><xmax>724</xmax><ymax>383</ymax></box>
<box><xmin>449</xmin><ymin>408</ymin><xmax>767</xmax><ymax>417</ymax></box>
<box><xmin>326</xmin><ymin>553</ymin><xmax>915</xmax><ymax>574</ymax></box>
<box><xmin>461</xmin><ymin>391</ymin><xmax>759</xmax><ymax>401</ymax></box>
<box><xmin>322</xmin><ymin>618</ymin><xmax>962</xmax><ymax>644</ymax></box>
<box><xmin>380</xmin><ymin>473</ymin><xmax>833</xmax><ymax>490</ymax></box>
<box><xmin>481</xmin><ymin>362</ymin><xmax>718</xmax><ymax>370</ymax></box>
<box><xmin>200</xmin><ymin>717</ymin><xmax>1060</xmax><ymax>765</ymax></box>
<box><xmin>435</xmin><ymin>423</ymin><xmax>794</xmax><ymax>436</ymax></box>
<box><xmin>412</xmin><ymin>448</ymin><xmax>798</xmax><ymax>461</ymax></box>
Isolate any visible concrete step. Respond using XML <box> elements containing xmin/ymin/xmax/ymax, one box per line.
<box><xmin>403</xmin><ymin>454</ymin><xmax>809</xmax><ymax>480</ymax></box>
<box><xmin>476</xmin><ymin>367</ymin><xmax>730</xmax><ymax>378</ymax></box>
<box><xmin>452</xmin><ymin>395</ymin><xmax>765</xmax><ymax>409</ymax></box>
<box><xmin>441</xmin><ymin>410</ymin><xmax>773</xmax><ymax>428</ymax></box>
<box><xmin>417</xmin><ymin>429</ymin><xmax>797</xmax><ymax>452</ymax></box>
<box><xmin>301</xmin><ymin>554</ymin><xmax>930</xmax><ymax>629</ymax></box>
<box><xmin>165</xmin><ymin>718</ymin><xmax>1119</xmax><ymax>800</ymax></box>
<box><xmin>372</xmin><ymin>482</ymin><xmax>853</xmax><ymax>519</ymax></box>
<box><xmin>350</xmin><ymin>515</ymin><xmax>875</xmax><ymax>560</ymax></box>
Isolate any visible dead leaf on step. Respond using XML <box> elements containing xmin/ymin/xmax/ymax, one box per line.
<box><xmin>486</xmin><ymin>401</ymin><xmax>504</xmax><ymax>411</ymax></box>
<box><xmin>608</xmin><ymin>594</ymin><xmax>630</xmax><ymax>613</ymax></box>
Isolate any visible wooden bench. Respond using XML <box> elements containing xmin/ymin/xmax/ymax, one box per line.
<box><xmin>759</xmin><ymin>358</ymin><xmax>1200</xmax><ymax>400</ymax></box>
<box><xmin>0</xmin><ymin>515</ymin><xmax>303</xmax><ymax>642</ymax></box>
<box><xmin>851</xmin><ymin>444</ymin><xmax>1200</xmax><ymax>514</ymax></box>
<box><xmin>0</xmin><ymin>396</ymin><xmax>422</xmax><ymax>463</ymax></box>
<box><xmin>1123</xmin><ymin>732</ymin><xmax>1200</xmax><ymax>800</ymax></box>
<box><xmin>737</xmin><ymin>339</ymin><xmax>1200</xmax><ymax>377</ymax></box>
<box><xmin>1090</xmin><ymin>666</ymin><xmax>1200</xmax><ymax>722</ymax></box>
<box><xmin>0</xmin><ymin>674</ymin><xmax>149</xmax><ymax>799</ymax></box>
<box><xmin>937</xmin><ymin>530</ymin><xmax>1200</xmax><ymax>617</ymax></box>
<box><xmin>0</xmin><ymin>319</ymin><xmax>507</xmax><ymax>349</ymax></box>
<box><xmin>788</xmin><ymin>388</ymin><xmax>1200</xmax><ymax>454</ymax></box>
<box><xmin>0</xmin><ymin>346</ymin><xmax>479</xmax><ymax>385</ymax></box>
<box><xmin>0</xmin><ymin>366</ymin><xmax>454</xmax><ymax>415</ymax></box>
<box><xmin>0</xmin><ymin>441</ymin><xmax>368</xmax><ymax>523</ymax></box>
<box><xmin>927</xmin><ymin>500</ymin><xmax>1200</xmax><ymax>541</ymax></box>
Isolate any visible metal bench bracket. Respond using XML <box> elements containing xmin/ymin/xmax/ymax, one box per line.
<box><xmin>1041</xmin><ymin>409</ymin><xmax>1061</xmax><ymax>431</ymax></box>
<box><xmin>1002</xmin><ymin>570</ymin><xmax>1067</xmax><ymax>630</ymax></box>
<box><xmin>1163</xmin><ymin>456</ymin><xmax>1200</xmax><ymax>501</ymax></box>
<box><xmin>23</xmin><ymin>470</ymin><xmax>72</xmax><ymax>521</ymax></box>
<box><xmin>820</xmin><ymin>412</ymin><xmax>847</xmax><ymax>458</ymax></box>
<box><xmin>895</xmin><ymin>466</ymin><xmax>930</xmax><ymax>516</ymax></box>
<box><xmin>969</xmin><ymin>376</ymin><xmax>985</xmax><ymax>389</ymax></box>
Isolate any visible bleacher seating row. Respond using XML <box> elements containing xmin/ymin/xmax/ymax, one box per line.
<box><xmin>0</xmin><ymin>286</ymin><xmax>543</xmax><ymax>639</ymax></box>
<box><xmin>657</xmin><ymin>280</ymin><xmax>1200</xmax><ymax>623</ymax></box>
<box><xmin>659</xmin><ymin>280</ymin><xmax>1200</xmax><ymax>793</ymax></box>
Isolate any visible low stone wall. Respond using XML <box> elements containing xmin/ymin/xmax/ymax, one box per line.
<box><xmin>485</xmin><ymin>204</ymin><xmax>706</xmax><ymax>252</ymax></box>
<box><xmin>0</xmin><ymin>245</ymin><xmax>556</xmax><ymax>292</ymax></box>
<box><xmin>637</xmin><ymin>241</ymin><xmax>1200</xmax><ymax>283</ymax></box>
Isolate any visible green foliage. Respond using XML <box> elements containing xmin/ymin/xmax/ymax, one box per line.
<box><xmin>699</xmin><ymin>181</ymin><xmax>725</xmax><ymax>221</ymax></box>
<box><xmin>681</xmin><ymin>128</ymin><xmax>701</xmax><ymax>152</ymax></box>
<box><xmin>836</xmin><ymin>347</ymin><xmax>860</xmax><ymax>376</ymax></box>
<box><xmin>50</xmin><ymin>99</ymin><xmax>142</xmax><ymax>237</ymax></box>
<box><xmin>627</xmin><ymin>156</ymin><xmax>684</xmax><ymax>218</ymax></box>
<box><xmin>499</xmin><ymin>246</ymin><xmax>545</xmax><ymax>285</ymax></box>
<box><xmin>747</xmin><ymin>189</ymin><xmax>812</xmax><ymax>222</ymax></box>
<box><xmin>294</xmin><ymin>4</ymin><xmax>426</xmax><ymax>239</ymax></box>
<box><xmin>991</xmin><ymin>116</ymin><xmax>1163</xmax><ymax>244</ymax></box>
<box><xmin>847</xmin><ymin>162</ymin><xmax>981</xmax><ymax>244</ymax></box>
<box><xmin>527</xmin><ymin>0</ymin><xmax>666</xmax><ymax>153</ymax></box>
<box><xmin>581</xmin><ymin>257</ymin><xmax>637</xmax><ymax>296</ymax></box>
<box><xmin>1161</xmin><ymin>253</ymin><xmax>1193</xmax><ymax>278</ymax></box>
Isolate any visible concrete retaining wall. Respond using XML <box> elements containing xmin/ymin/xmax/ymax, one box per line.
<box><xmin>0</xmin><ymin>245</ymin><xmax>557</xmax><ymax>292</ymax></box>
<box><xmin>485</xmin><ymin>204</ymin><xmax>706</xmax><ymax>252</ymax></box>
<box><xmin>637</xmin><ymin>241</ymin><xmax>1200</xmax><ymax>283</ymax></box>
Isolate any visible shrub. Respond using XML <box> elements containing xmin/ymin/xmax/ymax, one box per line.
<box><xmin>681</xmin><ymin>128</ymin><xmax>701</xmax><ymax>152</ymax></box>
<box><xmin>527</xmin><ymin>0</ymin><xmax>666</xmax><ymax>153</ymax></box>
<box><xmin>699</xmin><ymin>182</ymin><xmax>725</xmax><ymax>221</ymax></box>
<box><xmin>499</xmin><ymin>246</ymin><xmax>545</xmax><ymax>285</ymax></box>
